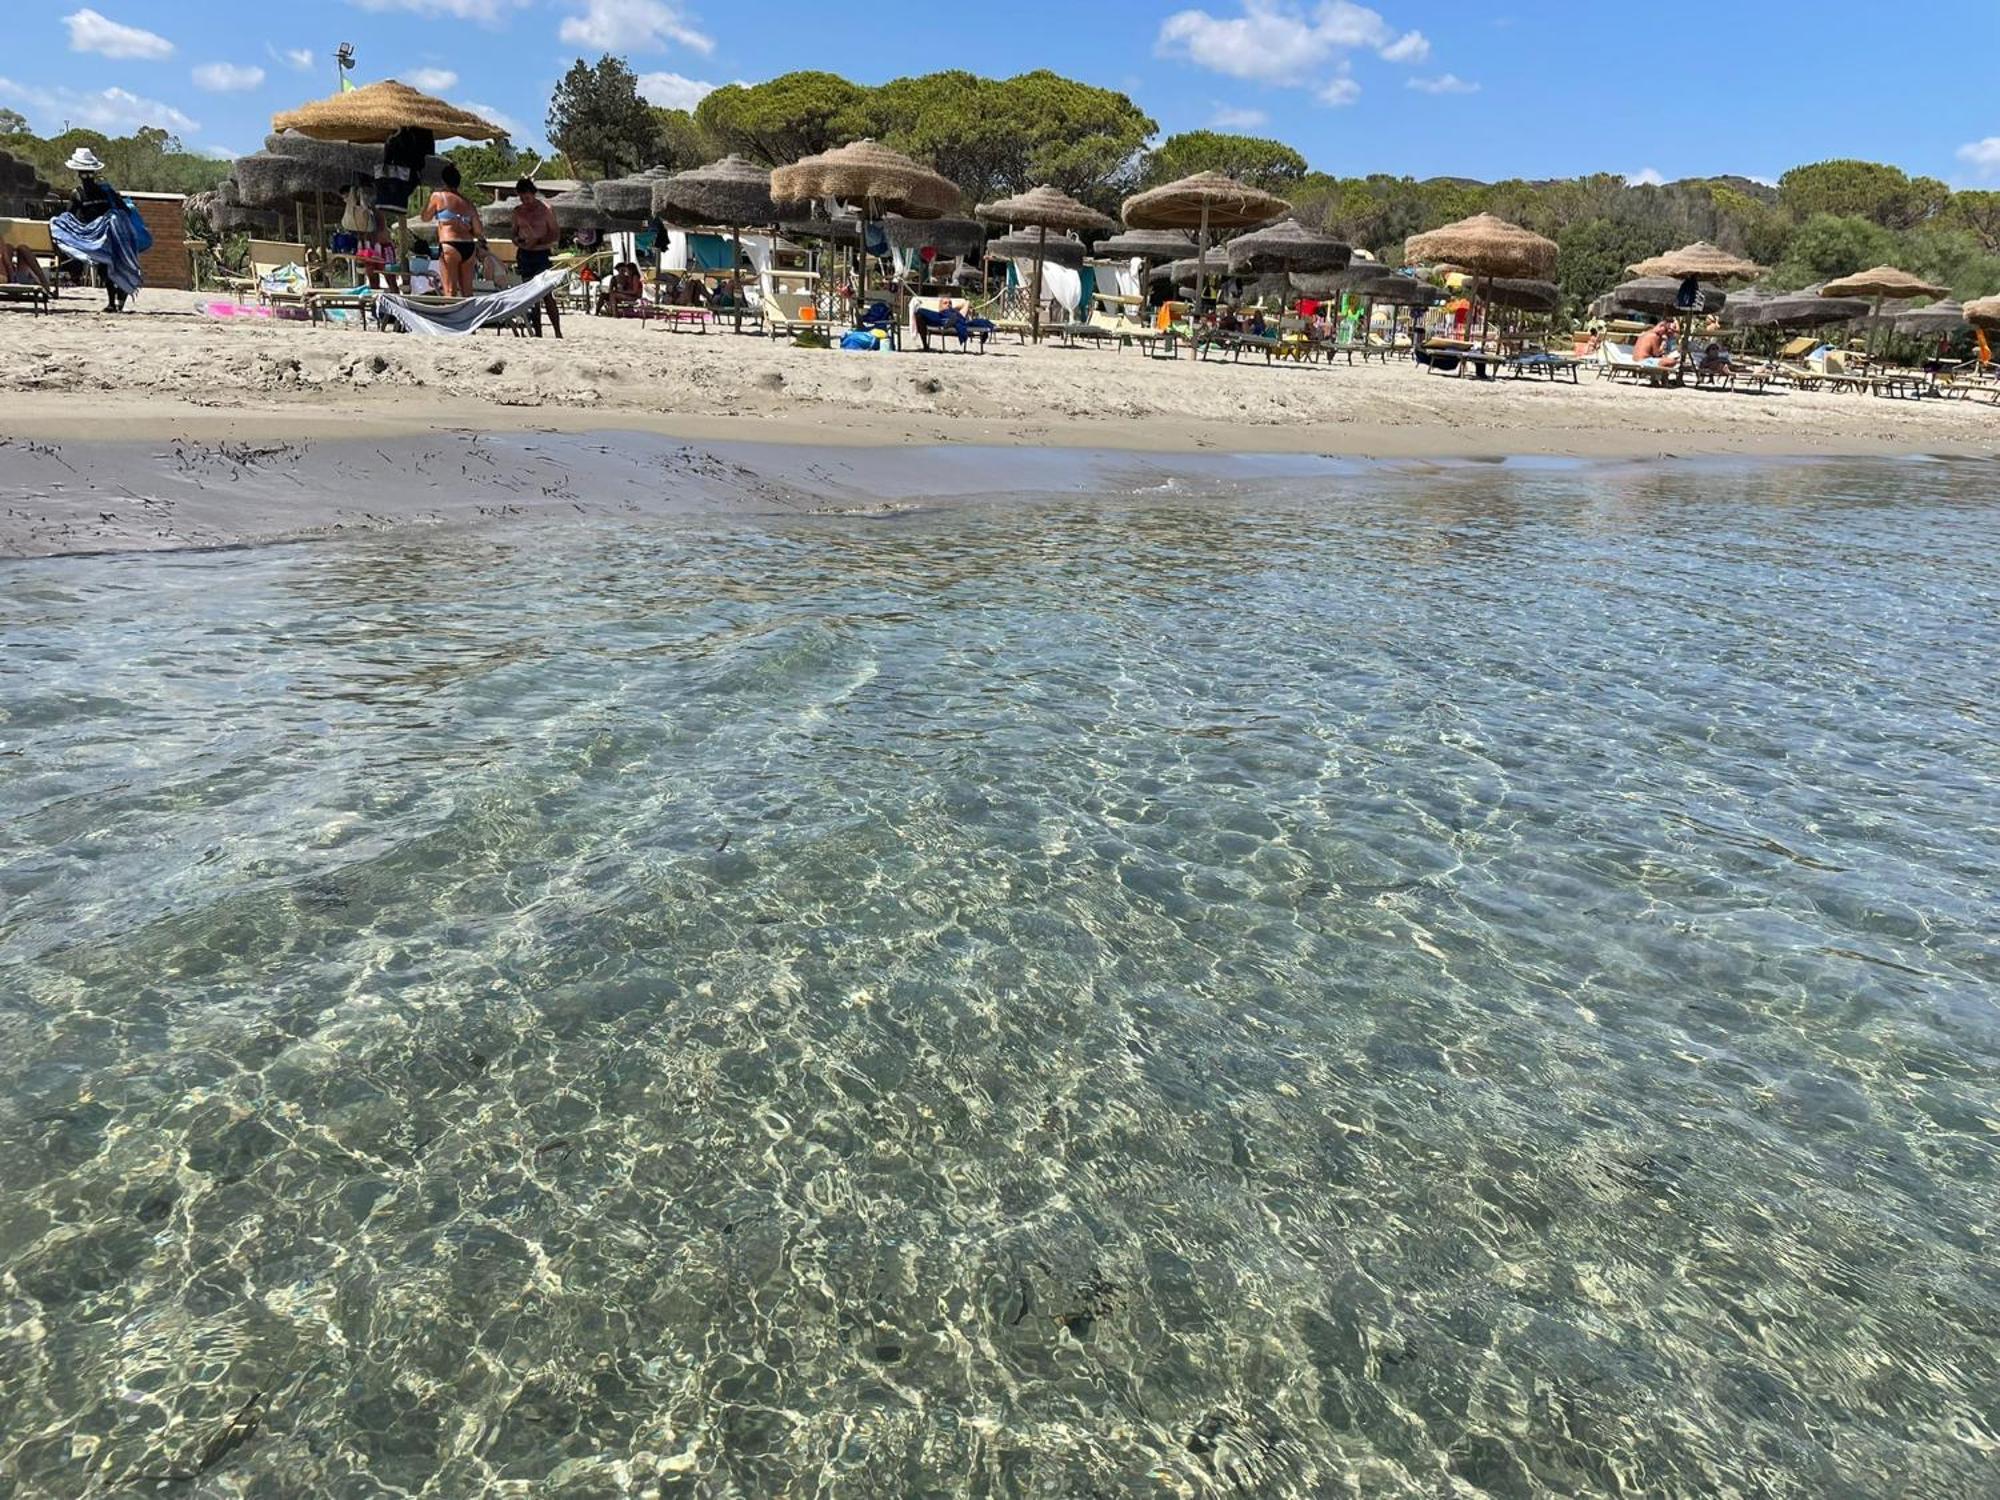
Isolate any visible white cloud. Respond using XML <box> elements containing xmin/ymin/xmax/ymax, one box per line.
<box><xmin>280</xmin><ymin>46</ymin><xmax>315</xmax><ymax>70</ymax></box>
<box><xmin>1625</xmin><ymin>166</ymin><xmax>1665</xmax><ymax>187</ymax></box>
<box><xmin>199</xmin><ymin>144</ymin><xmax>240</xmax><ymax>160</ymax></box>
<box><xmin>0</xmin><ymin>76</ymin><xmax>197</xmax><ymax>134</ymax></box>
<box><xmin>1406</xmin><ymin>73</ymin><xmax>1477</xmax><ymax>94</ymax></box>
<box><xmin>1957</xmin><ymin>137</ymin><xmax>2000</xmax><ymax>177</ymax></box>
<box><xmin>193</xmin><ymin>62</ymin><xmax>265</xmax><ymax>92</ymax></box>
<box><xmin>64</xmin><ymin>8</ymin><xmax>174</xmax><ymax>61</ymax></box>
<box><xmin>459</xmin><ymin>101</ymin><xmax>522</xmax><ymax>138</ymax></box>
<box><xmin>352</xmin><ymin>0</ymin><xmax>521</xmax><ymax>20</ymax></box>
<box><xmin>1209</xmin><ymin>103</ymin><xmax>1269</xmax><ymax>130</ymax></box>
<box><xmin>1157</xmin><ymin>0</ymin><xmax>1421</xmax><ymax>108</ymax></box>
<box><xmin>406</xmin><ymin>67</ymin><xmax>460</xmax><ymax>92</ymax></box>
<box><xmin>1379</xmin><ymin>30</ymin><xmax>1428</xmax><ymax>62</ymax></box>
<box><xmin>638</xmin><ymin>71</ymin><xmax>719</xmax><ymax>110</ymax></box>
<box><xmin>560</xmin><ymin>0</ymin><xmax>714</xmax><ymax>53</ymax></box>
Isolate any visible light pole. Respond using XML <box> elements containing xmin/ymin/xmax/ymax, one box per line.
<box><xmin>336</xmin><ymin>42</ymin><xmax>355</xmax><ymax>93</ymax></box>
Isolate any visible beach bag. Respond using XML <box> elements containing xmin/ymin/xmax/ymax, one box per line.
<box><xmin>341</xmin><ymin>187</ymin><xmax>374</xmax><ymax>234</ymax></box>
<box><xmin>839</xmin><ymin>330</ymin><xmax>880</xmax><ymax>351</ymax></box>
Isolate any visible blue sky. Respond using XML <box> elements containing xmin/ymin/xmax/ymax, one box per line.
<box><xmin>7</xmin><ymin>1</ymin><xmax>1998</xmax><ymax>187</ymax></box>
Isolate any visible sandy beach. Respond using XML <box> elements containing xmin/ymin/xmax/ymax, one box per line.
<box><xmin>3</xmin><ymin>290</ymin><xmax>1994</xmax><ymax>556</ymax></box>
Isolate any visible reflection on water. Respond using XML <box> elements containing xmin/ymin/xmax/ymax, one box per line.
<box><xmin>2</xmin><ymin>459</ymin><xmax>1996</xmax><ymax>1498</ymax></box>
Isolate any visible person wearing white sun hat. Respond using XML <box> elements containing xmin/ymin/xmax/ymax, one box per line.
<box><xmin>51</xmin><ymin>146</ymin><xmax>150</xmax><ymax>312</ymax></box>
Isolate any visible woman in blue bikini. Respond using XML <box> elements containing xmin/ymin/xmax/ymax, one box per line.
<box><xmin>420</xmin><ymin>162</ymin><xmax>483</xmax><ymax>297</ymax></box>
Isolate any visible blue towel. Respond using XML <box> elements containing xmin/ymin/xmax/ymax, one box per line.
<box><xmin>50</xmin><ymin>203</ymin><xmax>148</xmax><ymax>297</ymax></box>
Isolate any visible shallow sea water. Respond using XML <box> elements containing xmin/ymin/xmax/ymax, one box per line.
<box><xmin>1</xmin><ymin>458</ymin><xmax>1997</xmax><ymax>1499</ymax></box>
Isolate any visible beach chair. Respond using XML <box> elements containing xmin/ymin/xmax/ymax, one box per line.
<box><xmin>223</xmin><ymin>239</ymin><xmax>315</xmax><ymax>310</ymax></box>
<box><xmin>762</xmin><ymin>289</ymin><xmax>820</xmax><ymax>341</ymax></box>
<box><xmin>1599</xmin><ymin>341</ymin><xmax>1678</xmax><ymax>386</ymax></box>
<box><xmin>0</xmin><ymin>219</ymin><xmax>57</xmax><ymax>312</ymax></box>
<box><xmin>1506</xmin><ymin>350</ymin><xmax>1583</xmax><ymax>383</ymax></box>
<box><xmin>909</xmin><ymin>296</ymin><xmax>994</xmax><ymax>352</ymax></box>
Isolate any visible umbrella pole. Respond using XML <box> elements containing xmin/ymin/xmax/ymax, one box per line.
<box><xmin>732</xmin><ymin>225</ymin><xmax>743</xmax><ymax>335</ymax></box>
<box><xmin>1030</xmin><ymin>223</ymin><xmax>1047</xmax><ymax>343</ymax></box>
<box><xmin>1195</xmin><ymin>201</ymin><xmax>1210</xmax><ymax>347</ymax></box>
<box><xmin>857</xmin><ymin>209</ymin><xmax>869</xmax><ymax>327</ymax></box>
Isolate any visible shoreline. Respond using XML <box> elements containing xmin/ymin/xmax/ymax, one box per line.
<box><xmin>3</xmin><ymin>388</ymin><xmax>1997</xmax><ymax>464</ymax></box>
<box><xmin>0</xmin><ymin>423</ymin><xmax>1984</xmax><ymax>562</ymax></box>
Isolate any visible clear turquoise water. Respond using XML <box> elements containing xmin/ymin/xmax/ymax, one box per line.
<box><xmin>1</xmin><ymin>459</ymin><xmax>1996</xmax><ymax>1499</ymax></box>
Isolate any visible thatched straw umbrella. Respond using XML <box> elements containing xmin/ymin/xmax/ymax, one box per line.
<box><xmin>1405</xmin><ymin>213</ymin><xmax>1557</xmax><ymax>349</ymax></box>
<box><xmin>264</xmin><ymin>131</ymin><xmax>379</xmax><ymax>183</ymax></box>
<box><xmin>1606</xmin><ymin>275</ymin><xmax>1728</xmax><ymax>317</ymax></box>
<box><xmin>770</xmin><ymin>139</ymin><xmax>958</xmax><ymax>317</ymax></box>
<box><xmin>654</xmin><ymin>155</ymin><xmax>780</xmax><ymax>332</ymax></box>
<box><xmin>1095</xmin><ymin>228</ymin><xmax>1196</xmax><ymax>261</ymax></box>
<box><xmin>271</xmin><ymin>79</ymin><xmax>503</xmax><ymax>144</ymax></box>
<box><xmin>1620</xmin><ymin>241</ymin><xmax>1764</xmax><ymax>382</ymax></box>
<box><xmin>1626</xmin><ymin>241</ymin><xmax>1764</xmax><ymax>282</ymax></box>
<box><xmin>1122</xmin><ymin>172</ymin><xmax>1287</xmax><ymax>326</ymax></box>
<box><xmin>594</xmin><ymin>165</ymin><xmax>675</xmax><ymax>220</ymax></box>
<box><xmin>882</xmin><ymin>214</ymin><xmax>985</xmax><ymax>258</ymax></box>
<box><xmin>1755</xmin><ymin>285</ymin><xmax>1870</xmax><ymax>329</ymax></box>
<box><xmin>991</xmin><ymin>229</ymin><xmax>1088</xmax><ymax>268</ymax></box>
<box><xmin>1891</xmin><ymin>298</ymin><xmax>1963</xmax><ymax>334</ymax></box>
<box><xmin>1225</xmin><ymin>218</ymin><xmax>1352</xmax><ymax>278</ymax></box>
<box><xmin>976</xmin><ymin>185</ymin><xmax>1114</xmax><ymax>340</ymax></box>
<box><xmin>1819</xmin><ymin>265</ymin><xmax>1953</xmax><ymax>363</ymax></box>
<box><xmin>1963</xmin><ymin>297</ymin><xmax>2000</xmax><ymax>333</ymax></box>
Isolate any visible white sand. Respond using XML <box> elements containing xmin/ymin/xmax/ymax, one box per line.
<box><xmin>5</xmin><ymin>290</ymin><xmax>1995</xmax><ymax>458</ymax></box>
<box><xmin>1</xmin><ymin>289</ymin><xmax>1994</xmax><ymax>556</ymax></box>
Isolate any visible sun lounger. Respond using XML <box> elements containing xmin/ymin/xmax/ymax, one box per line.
<box><xmin>910</xmin><ymin>296</ymin><xmax>994</xmax><ymax>352</ymax></box>
<box><xmin>1506</xmin><ymin>350</ymin><xmax>1583</xmax><ymax>383</ymax></box>
<box><xmin>651</xmin><ymin>305</ymin><xmax>714</xmax><ymax>333</ymax></box>
<box><xmin>0</xmin><ymin>219</ymin><xmax>57</xmax><ymax>313</ymax></box>
<box><xmin>761</xmin><ymin>290</ymin><xmax>821</xmax><ymax>340</ymax></box>
<box><xmin>1598</xmin><ymin>342</ymin><xmax>1679</xmax><ymax>386</ymax></box>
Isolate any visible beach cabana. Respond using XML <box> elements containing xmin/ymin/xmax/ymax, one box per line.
<box><xmin>976</xmin><ymin>185</ymin><xmax>1114</xmax><ymax>341</ymax></box>
<box><xmin>1405</xmin><ymin>213</ymin><xmax>1557</xmax><ymax>350</ymax></box>
<box><xmin>654</xmin><ymin>155</ymin><xmax>780</xmax><ymax>333</ymax></box>
<box><xmin>771</xmin><ymin>140</ymin><xmax>958</xmax><ymax>319</ymax></box>
<box><xmin>1122</xmin><ymin>173</ymin><xmax>1288</xmax><ymax>322</ymax></box>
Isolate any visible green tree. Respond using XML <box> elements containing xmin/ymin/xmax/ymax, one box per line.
<box><xmin>1769</xmin><ymin>212</ymin><xmax>1902</xmax><ymax>288</ymax></box>
<box><xmin>443</xmin><ymin>141</ymin><xmax>547</xmax><ymax>205</ymax></box>
<box><xmin>547</xmin><ymin>56</ymin><xmax>658</xmax><ymax>178</ymax></box>
<box><xmin>651</xmin><ymin>107</ymin><xmax>717</xmax><ymax>169</ymax></box>
<box><xmin>1945</xmin><ymin>190</ymin><xmax>2000</xmax><ymax>254</ymax></box>
<box><xmin>1898</xmin><ymin>226</ymin><xmax>2000</xmax><ymax>300</ymax></box>
<box><xmin>694</xmin><ymin>72</ymin><xmax>868</xmax><ymax>165</ymax></box>
<box><xmin>1555</xmin><ymin>216</ymin><xmax>1673</xmax><ymax>316</ymax></box>
<box><xmin>859</xmin><ymin>70</ymin><xmax>1153</xmax><ymax>210</ymax></box>
<box><xmin>1778</xmin><ymin>160</ymin><xmax>1946</xmax><ymax>230</ymax></box>
<box><xmin>1141</xmin><ymin>130</ymin><xmax>1308</xmax><ymax>192</ymax></box>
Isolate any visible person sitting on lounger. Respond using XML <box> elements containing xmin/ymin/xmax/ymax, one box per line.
<box><xmin>601</xmin><ymin>262</ymin><xmax>647</xmax><ymax>316</ymax></box>
<box><xmin>1697</xmin><ymin>341</ymin><xmax>1732</xmax><ymax>379</ymax></box>
<box><xmin>914</xmin><ymin>296</ymin><xmax>994</xmax><ymax>351</ymax></box>
<box><xmin>1632</xmin><ymin>319</ymin><xmax>1680</xmax><ymax>368</ymax></box>
<box><xmin>3</xmin><ymin>242</ymin><xmax>49</xmax><ymax>292</ymax></box>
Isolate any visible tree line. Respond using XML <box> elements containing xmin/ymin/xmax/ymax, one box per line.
<box><xmin>543</xmin><ymin>59</ymin><xmax>2000</xmax><ymax>314</ymax></box>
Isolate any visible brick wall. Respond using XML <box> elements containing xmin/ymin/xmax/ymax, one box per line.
<box><xmin>130</xmin><ymin>196</ymin><xmax>190</xmax><ymax>291</ymax></box>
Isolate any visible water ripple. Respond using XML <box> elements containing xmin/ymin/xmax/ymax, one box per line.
<box><xmin>0</xmin><ymin>459</ymin><xmax>1996</xmax><ymax>1497</ymax></box>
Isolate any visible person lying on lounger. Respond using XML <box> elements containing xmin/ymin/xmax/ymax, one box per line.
<box><xmin>914</xmin><ymin>297</ymin><xmax>994</xmax><ymax>351</ymax></box>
